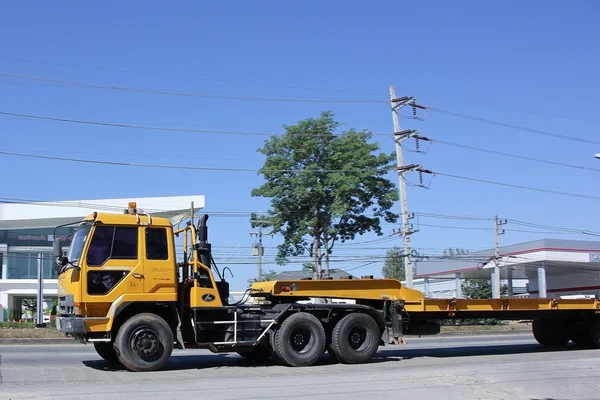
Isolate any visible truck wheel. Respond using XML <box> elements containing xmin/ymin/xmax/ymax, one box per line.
<box><xmin>93</xmin><ymin>342</ymin><xmax>119</xmax><ymax>364</ymax></box>
<box><xmin>330</xmin><ymin>313</ymin><xmax>379</xmax><ymax>364</ymax></box>
<box><xmin>272</xmin><ymin>312</ymin><xmax>326</xmax><ymax>367</ymax></box>
<box><xmin>114</xmin><ymin>313</ymin><xmax>174</xmax><ymax>372</ymax></box>
<box><xmin>587</xmin><ymin>316</ymin><xmax>600</xmax><ymax>348</ymax></box>
<box><xmin>570</xmin><ymin>321</ymin><xmax>592</xmax><ymax>347</ymax></box>
<box><xmin>237</xmin><ymin>344</ymin><xmax>272</xmax><ymax>362</ymax></box>
<box><xmin>532</xmin><ymin>318</ymin><xmax>569</xmax><ymax>347</ymax></box>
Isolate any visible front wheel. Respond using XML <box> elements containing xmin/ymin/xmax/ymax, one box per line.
<box><xmin>330</xmin><ymin>313</ymin><xmax>380</xmax><ymax>364</ymax></box>
<box><xmin>272</xmin><ymin>312</ymin><xmax>326</xmax><ymax>367</ymax></box>
<box><xmin>114</xmin><ymin>313</ymin><xmax>174</xmax><ymax>372</ymax></box>
<box><xmin>93</xmin><ymin>342</ymin><xmax>119</xmax><ymax>364</ymax></box>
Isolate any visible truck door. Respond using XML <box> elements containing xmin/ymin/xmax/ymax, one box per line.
<box><xmin>143</xmin><ymin>227</ymin><xmax>176</xmax><ymax>293</ymax></box>
<box><xmin>82</xmin><ymin>225</ymin><xmax>143</xmax><ymax>315</ymax></box>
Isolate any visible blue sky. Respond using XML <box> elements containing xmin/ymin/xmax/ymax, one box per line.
<box><xmin>1</xmin><ymin>1</ymin><xmax>599</xmax><ymax>290</ymax></box>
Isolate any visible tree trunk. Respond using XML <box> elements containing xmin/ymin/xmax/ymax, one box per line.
<box><xmin>324</xmin><ymin>235</ymin><xmax>330</xmax><ymax>278</ymax></box>
<box><xmin>312</xmin><ymin>234</ymin><xmax>320</xmax><ymax>279</ymax></box>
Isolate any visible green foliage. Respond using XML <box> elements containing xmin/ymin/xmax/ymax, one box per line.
<box><xmin>247</xmin><ymin>269</ymin><xmax>278</xmax><ymax>286</ymax></box>
<box><xmin>381</xmin><ymin>246</ymin><xmax>405</xmax><ymax>281</ymax></box>
<box><xmin>462</xmin><ymin>279</ymin><xmax>508</xmax><ymax>299</ymax></box>
<box><xmin>444</xmin><ymin>278</ymin><xmax>508</xmax><ymax>325</ymax></box>
<box><xmin>251</xmin><ymin>111</ymin><xmax>398</xmax><ymax>269</ymax></box>
<box><xmin>302</xmin><ymin>262</ymin><xmax>315</xmax><ymax>272</ymax></box>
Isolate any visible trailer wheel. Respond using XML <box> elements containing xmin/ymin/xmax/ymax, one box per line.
<box><xmin>330</xmin><ymin>313</ymin><xmax>379</xmax><ymax>364</ymax></box>
<box><xmin>587</xmin><ymin>316</ymin><xmax>600</xmax><ymax>348</ymax></box>
<box><xmin>272</xmin><ymin>312</ymin><xmax>326</xmax><ymax>367</ymax></box>
<box><xmin>115</xmin><ymin>313</ymin><xmax>174</xmax><ymax>372</ymax></box>
<box><xmin>93</xmin><ymin>342</ymin><xmax>119</xmax><ymax>364</ymax></box>
<box><xmin>532</xmin><ymin>318</ymin><xmax>569</xmax><ymax>347</ymax></box>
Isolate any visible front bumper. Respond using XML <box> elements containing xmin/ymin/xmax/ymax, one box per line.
<box><xmin>55</xmin><ymin>316</ymin><xmax>86</xmax><ymax>334</ymax></box>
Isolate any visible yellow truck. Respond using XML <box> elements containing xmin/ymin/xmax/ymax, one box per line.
<box><xmin>53</xmin><ymin>202</ymin><xmax>600</xmax><ymax>371</ymax></box>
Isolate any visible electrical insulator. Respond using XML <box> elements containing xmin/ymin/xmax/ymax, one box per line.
<box><xmin>415</xmin><ymin>137</ymin><xmax>420</xmax><ymax>152</ymax></box>
<box><xmin>412</xmin><ymin>105</ymin><xmax>417</xmax><ymax>118</ymax></box>
<box><xmin>419</xmin><ymin>170</ymin><xmax>424</xmax><ymax>186</ymax></box>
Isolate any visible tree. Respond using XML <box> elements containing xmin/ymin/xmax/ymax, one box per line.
<box><xmin>381</xmin><ymin>246</ymin><xmax>405</xmax><ymax>281</ymax></box>
<box><xmin>247</xmin><ymin>269</ymin><xmax>277</xmax><ymax>286</ymax></box>
<box><xmin>462</xmin><ymin>279</ymin><xmax>508</xmax><ymax>299</ymax></box>
<box><xmin>252</xmin><ymin>111</ymin><xmax>398</xmax><ymax>278</ymax></box>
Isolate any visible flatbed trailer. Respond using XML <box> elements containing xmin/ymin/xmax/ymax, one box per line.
<box><xmin>52</xmin><ymin>204</ymin><xmax>600</xmax><ymax>372</ymax></box>
<box><xmin>251</xmin><ymin>279</ymin><xmax>600</xmax><ymax>347</ymax></box>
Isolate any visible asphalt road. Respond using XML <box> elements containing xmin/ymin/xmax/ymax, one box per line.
<box><xmin>1</xmin><ymin>333</ymin><xmax>599</xmax><ymax>400</ymax></box>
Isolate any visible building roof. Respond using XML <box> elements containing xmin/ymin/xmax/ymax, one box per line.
<box><xmin>416</xmin><ymin>238</ymin><xmax>600</xmax><ymax>279</ymax></box>
<box><xmin>0</xmin><ymin>195</ymin><xmax>205</xmax><ymax>229</ymax></box>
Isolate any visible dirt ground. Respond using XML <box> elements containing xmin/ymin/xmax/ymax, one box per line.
<box><xmin>0</xmin><ymin>327</ymin><xmax>65</xmax><ymax>338</ymax></box>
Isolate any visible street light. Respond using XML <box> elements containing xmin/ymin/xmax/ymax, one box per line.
<box><xmin>595</xmin><ymin>154</ymin><xmax>600</xmax><ymax>159</ymax></box>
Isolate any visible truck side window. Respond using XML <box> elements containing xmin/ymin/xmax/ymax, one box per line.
<box><xmin>87</xmin><ymin>226</ymin><xmax>138</xmax><ymax>266</ymax></box>
<box><xmin>146</xmin><ymin>228</ymin><xmax>169</xmax><ymax>260</ymax></box>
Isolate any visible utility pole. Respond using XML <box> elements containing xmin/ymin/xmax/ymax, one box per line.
<box><xmin>493</xmin><ymin>215</ymin><xmax>507</xmax><ymax>298</ymax></box>
<box><xmin>389</xmin><ymin>87</ymin><xmax>420</xmax><ymax>288</ymax></box>
<box><xmin>36</xmin><ymin>253</ymin><xmax>45</xmax><ymax>327</ymax></box>
<box><xmin>250</xmin><ymin>213</ymin><xmax>273</xmax><ymax>282</ymax></box>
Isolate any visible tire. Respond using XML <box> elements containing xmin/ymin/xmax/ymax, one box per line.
<box><xmin>114</xmin><ymin>313</ymin><xmax>174</xmax><ymax>372</ymax></box>
<box><xmin>272</xmin><ymin>312</ymin><xmax>326</xmax><ymax>367</ymax></box>
<box><xmin>330</xmin><ymin>313</ymin><xmax>380</xmax><ymax>364</ymax></box>
<box><xmin>588</xmin><ymin>316</ymin><xmax>600</xmax><ymax>348</ymax></box>
<box><xmin>237</xmin><ymin>336</ymin><xmax>273</xmax><ymax>362</ymax></box>
<box><xmin>570</xmin><ymin>320</ymin><xmax>592</xmax><ymax>347</ymax></box>
<box><xmin>532</xmin><ymin>318</ymin><xmax>570</xmax><ymax>347</ymax></box>
<box><xmin>93</xmin><ymin>342</ymin><xmax>119</xmax><ymax>364</ymax></box>
<box><xmin>237</xmin><ymin>344</ymin><xmax>272</xmax><ymax>362</ymax></box>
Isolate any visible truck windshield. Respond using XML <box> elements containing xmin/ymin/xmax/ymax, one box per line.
<box><xmin>67</xmin><ymin>222</ymin><xmax>92</xmax><ymax>265</ymax></box>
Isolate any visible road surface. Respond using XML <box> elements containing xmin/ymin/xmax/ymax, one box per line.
<box><xmin>1</xmin><ymin>333</ymin><xmax>599</xmax><ymax>400</ymax></box>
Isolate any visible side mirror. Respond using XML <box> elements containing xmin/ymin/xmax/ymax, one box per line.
<box><xmin>53</xmin><ymin>238</ymin><xmax>68</xmax><ymax>267</ymax></box>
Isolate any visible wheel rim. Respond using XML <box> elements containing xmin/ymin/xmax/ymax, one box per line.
<box><xmin>130</xmin><ymin>326</ymin><xmax>163</xmax><ymax>362</ymax></box>
<box><xmin>347</xmin><ymin>323</ymin><xmax>373</xmax><ymax>352</ymax></box>
<box><xmin>289</xmin><ymin>325</ymin><xmax>316</xmax><ymax>354</ymax></box>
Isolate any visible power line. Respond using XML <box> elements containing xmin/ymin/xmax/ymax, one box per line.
<box><xmin>429</xmin><ymin>171</ymin><xmax>600</xmax><ymax>201</ymax></box>
<box><xmin>413</xmin><ymin>211</ymin><xmax>494</xmax><ymax>221</ymax></box>
<box><xmin>0</xmin><ymin>72</ymin><xmax>390</xmax><ymax>104</ymax></box>
<box><xmin>428</xmin><ymin>107</ymin><xmax>600</xmax><ymax>145</ymax></box>
<box><xmin>433</xmin><ymin>139</ymin><xmax>600</xmax><ymax>173</ymax></box>
<box><xmin>0</xmin><ymin>150</ymin><xmax>392</xmax><ymax>174</ymax></box>
<box><xmin>0</xmin><ymin>110</ymin><xmax>391</xmax><ymax>138</ymax></box>
<box><xmin>0</xmin><ymin>57</ymin><xmax>384</xmax><ymax>97</ymax></box>
<box><xmin>0</xmin><ymin>111</ymin><xmax>277</xmax><ymax>137</ymax></box>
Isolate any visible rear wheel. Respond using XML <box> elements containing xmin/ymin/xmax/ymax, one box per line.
<box><xmin>532</xmin><ymin>318</ymin><xmax>570</xmax><ymax>347</ymax></box>
<box><xmin>93</xmin><ymin>342</ymin><xmax>119</xmax><ymax>364</ymax></box>
<box><xmin>330</xmin><ymin>313</ymin><xmax>380</xmax><ymax>364</ymax></box>
<box><xmin>272</xmin><ymin>312</ymin><xmax>326</xmax><ymax>367</ymax></box>
<box><xmin>114</xmin><ymin>313</ymin><xmax>174</xmax><ymax>372</ymax></box>
<box><xmin>587</xmin><ymin>316</ymin><xmax>600</xmax><ymax>348</ymax></box>
<box><xmin>237</xmin><ymin>340</ymin><xmax>272</xmax><ymax>362</ymax></box>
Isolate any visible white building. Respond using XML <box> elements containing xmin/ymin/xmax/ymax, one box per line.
<box><xmin>0</xmin><ymin>195</ymin><xmax>204</xmax><ymax>321</ymax></box>
<box><xmin>415</xmin><ymin>239</ymin><xmax>600</xmax><ymax>299</ymax></box>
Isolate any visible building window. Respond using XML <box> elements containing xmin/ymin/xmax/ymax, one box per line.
<box><xmin>5</xmin><ymin>251</ymin><xmax>56</xmax><ymax>279</ymax></box>
<box><xmin>146</xmin><ymin>228</ymin><xmax>169</xmax><ymax>260</ymax></box>
<box><xmin>0</xmin><ymin>253</ymin><xmax>3</xmax><ymax>279</ymax></box>
<box><xmin>87</xmin><ymin>226</ymin><xmax>138</xmax><ymax>267</ymax></box>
